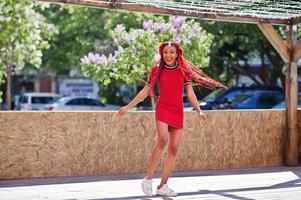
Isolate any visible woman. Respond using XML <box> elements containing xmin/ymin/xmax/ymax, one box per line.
<box><xmin>118</xmin><ymin>41</ymin><xmax>226</xmax><ymax>197</ymax></box>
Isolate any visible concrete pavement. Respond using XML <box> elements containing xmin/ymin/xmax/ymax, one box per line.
<box><xmin>0</xmin><ymin>166</ymin><xmax>301</xmax><ymax>200</ymax></box>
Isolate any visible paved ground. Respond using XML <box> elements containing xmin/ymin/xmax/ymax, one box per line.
<box><xmin>0</xmin><ymin>166</ymin><xmax>301</xmax><ymax>200</ymax></box>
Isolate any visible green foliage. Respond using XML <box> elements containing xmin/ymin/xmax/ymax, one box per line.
<box><xmin>0</xmin><ymin>0</ymin><xmax>55</xmax><ymax>102</ymax></box>
<box><xmin>81</xmin><ymin>17</ymin><xmax>213</xmax><ymax>86</ymax></box>
<box><xmin>38</xmin><ymin>6</ymin><xmax>156</xmax><ymax>76</ymax></box>
<box><xmin>37</xmin><ymin>5</ymin><xmax>107</xmax><ymax>74</ymax></box>
<box><xmin>199</xmin><ymin>21</ymin><xmax>290</xmax><ymax>87</ymax></box>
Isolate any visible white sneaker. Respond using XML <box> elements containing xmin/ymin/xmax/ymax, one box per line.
<box><xmin>141</xmin><ymin>178</ymin><xmax>153</xmax><ymax>196</ymax></box>
<box><xmin>156</xmin><ymin>184</ymin><xmax>177</xmax><ymax>197</ymax></box>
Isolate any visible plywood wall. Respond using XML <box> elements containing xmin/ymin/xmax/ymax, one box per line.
<box><xmin>0</xmin><ymin>110</ymin><xmax>287</xmax><ymax>180</ymax></box>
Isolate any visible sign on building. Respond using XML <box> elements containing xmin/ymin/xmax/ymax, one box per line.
<box><xmin>58</xmin><ymin>79</ymin><xmax>99</xmax><ymax>98</ymax></box>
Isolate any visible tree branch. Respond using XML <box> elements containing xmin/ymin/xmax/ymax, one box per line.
<box><xmin>213</xmin><ymin>55</ymin><xmax>262</xmax><ymax>85</ymax></box>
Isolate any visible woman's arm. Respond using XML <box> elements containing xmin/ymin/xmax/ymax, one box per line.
<box><xmin>118</xmin><ymin>84</ymin><xmax>151</xmax><ymax>116</ymax></box>
<box><xmin>185</xmin><ymin>84</ymin><xmax>207</xmax><ymax>121</ymax></box>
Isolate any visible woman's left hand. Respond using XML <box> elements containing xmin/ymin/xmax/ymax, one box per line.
<box><xmin>197</xmin><ymin>111</ymin><xmax>207</xmax><ymax>121</ymax></box>
<box><xmin>118</xmin><ymin>106</ymin><xmax>130</xmax><ymax>116</ymax></box>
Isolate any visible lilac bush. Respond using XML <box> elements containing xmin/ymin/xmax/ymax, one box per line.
<box><xmin>81</xmin><ymin>16</ymin><xmax>213</xmax><ymax>85</ymax></box>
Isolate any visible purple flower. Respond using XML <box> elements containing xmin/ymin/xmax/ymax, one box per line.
<box><xmin>175</xmin><ymin>34</ymin><xmax>184</xmax><ymax>43</ymax></box>
<box><xmin>81</xmin><ymin>53</ymin><xmax>108</xmax><ymax>65</ymax></box>
<box><xmin>150</xmin><ymin>36</ymin><xmax>157</xmax><ymax>43</ymax></box>
<box><xmin>88</xmin><ymin>52</ymin><xmax>97</xmax><ymax>63</ymax></box>
<box><xmin>155</xmin><ymin>23</ymin><xmax>166</xmax><ymax>33</ymax></box>
<box><xmin>99</xmin><ymin>55</ymin><xmax>107</xmax><ymax>63</ymax></box>
<box><xmin>172</xmin><ymin>16</ymin><xmax>186</xmax><ymax>30</ymax></box>
<box><xmin>115</xmin><ymin>24</ymin><xmax>125</xmax><ymax>33</ymax></box>
<box><xmin>124</xmin><ymin>34</ymin><xmax>135</xmax><ymax>42</ymax></box>
<box><xmin>114</xmin><ymin>46</ymin><xmax>124</xmax><ymax>57</ymax></box>
<box><xmin>114</xmin><ymin>38</ymin><xmax>121</xmax><ymax>45</ymax></box>
<box><xmin>143</xmin><ymin>20</ymin><xmax>154</xmax><ymax>30</ymax></box>
<box><xmin>93</xmin><ymin>54</ymin><xmax>101</xmax><ymax>64</ymax></box>
<box><xmin>94</xmin><ymin>54</ymin><xmax>108</xmax><ymax>65</ymax></box>
<box><xmin>188</xmin><ymin>26</ymin><xmax>200</xmax><ymax>40</ymax></box>
<box><xmin>107</xmin><ymin>54</ymin><xmax>116</xmax><ymax>63</ymax></box>
<box><xmin>80</xmin><ymin>56</ymin><xmax>90</xmax><ymax>65</ymax></box>
<box><xmin>191</xmin><ymin>26</ymin><xmax>200</xmax><ymax>35</ymax></box>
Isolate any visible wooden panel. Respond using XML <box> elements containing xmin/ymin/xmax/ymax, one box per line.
<box><xmin>257</xmin><ymin>23</ymin><xmax>290</xmax><ymax>63</ymax></box>
<box><xmin>0</xmin><ymin>110</ymin><xmax>287</xmax><ymax>180</ymax></box>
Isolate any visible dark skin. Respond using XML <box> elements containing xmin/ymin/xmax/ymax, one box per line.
<box><xmin>118</xmin><ymin>45</ymin><xmax>206</xmax><ymax>188</ymax></box>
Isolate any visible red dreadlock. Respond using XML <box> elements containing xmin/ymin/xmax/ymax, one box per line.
<box><xmin>147</xmin><ymin>41</ymin><xmax>227</xmax><ymax>97</ymax></box>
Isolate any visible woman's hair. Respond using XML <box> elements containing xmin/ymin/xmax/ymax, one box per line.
<box><xmin>148</xmin><ymin>41</ymin><xmax>226</xmax><ymax>97</ymax></box>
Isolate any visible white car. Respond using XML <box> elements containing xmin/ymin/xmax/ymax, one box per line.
<box><xmin>44</xmin><ymin>96</ymin><xmax>120</xmax><ymax>111</ymax></box>
<box><xmin>18</xmin><ymin>93</ymin><xmax>61</xmax><ymax>110</ymax></box>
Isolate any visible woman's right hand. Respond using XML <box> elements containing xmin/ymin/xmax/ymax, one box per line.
<box><xmin>197</xmin><ymin>111</ymin><xmax>207</xmax><ymax>121</ymax></box>
<box><xmin>118</xmin><ymin>106</ymin><xmax>130</xmax><ymax>116</ymax></box>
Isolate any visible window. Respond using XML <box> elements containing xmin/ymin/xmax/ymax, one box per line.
<box><xmin>258</xmin><ymin>94</ymin><xmax>277</xmax><ymax>108</ymax></box>
<box><xmin>19</xmin><ymin>96</ymin><xmax>28</xmax><ymax>103</ymax></box>
<box><xmin>89</xmin><ymin>99</ymin><xmax>105</xmax><ymax>107</ymax></box>
<box><xmin>66</xmin><ymin>99</ymin><xmax>81</xmax><ymax>106</ymax></box>
<box><xmin>32</xmin><ymin>97</ymin><xmax>57</xmax><ymax>104</ymax></box>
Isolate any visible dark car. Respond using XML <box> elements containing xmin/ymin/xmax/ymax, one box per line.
<box><xmin>199</xmin><ymin>85</ymin><xmax>283</xmax><ymax>110</ymax></box>
<box><xmin>43</xmin><ymin>96</ymin><xmax>120</xmax><ymax>111</ymax></box>
<box><xmin>214</xmin><ymin>91</ymin><xmax>285</xmax><ymax>109</ymax></box>
<box><xmin>272</xmin><ymin>93</ymin><xmax>301</xmax><ymax>109</ymax></box>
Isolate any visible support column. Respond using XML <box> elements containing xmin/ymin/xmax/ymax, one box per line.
<box><xmin>258</xmin><ymin>23</ymin><xmax>300</xmax><ymax>165</ymax></box>
<box><xmin>285</xmin><ymin>25</ymin><xmax>298</xmax><ymax>166</ymax></box>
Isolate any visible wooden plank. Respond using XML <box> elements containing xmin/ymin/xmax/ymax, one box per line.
<box><xmin>293</xmin><ymin>39</ymin><xmax>301</xmax><ymax>62</ymax></box>
<box><xmin>285</xmin><ymin>25</ymin><xmax>298</xmax><ymax>166</ymax></box>
<box><xmin>36</xmin><ymin>0</ymin><xmax>293</xmax><ymax>25</ymax></box>
<box><xmin>257</xmin><ymin>23</ymin><xmax>290</xmax><ymax>63</ymax></box>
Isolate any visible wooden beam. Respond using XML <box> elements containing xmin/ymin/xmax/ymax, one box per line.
<box><xmin>36</xmin><ymin>0</ymin><xmax>294</xmax><ymax>25</ymax></box>
<box><xmin>293</xmin><ymin>39</ymin><xmax>301</xmax><ymax>62</ymax></box>
<box><xmin>285</xmin><ymin>25</ymin><xmax>298</xmax><ymax>166</ymax></box>
<box><xmin>291</xmin><ymin>16</ymin><xmax>301</xmax><ymax>26</ymax></box>
<box><xmin>257</xmin><ymin>23</ymin><xmax>290</xmax><ymax>63</ymax></box>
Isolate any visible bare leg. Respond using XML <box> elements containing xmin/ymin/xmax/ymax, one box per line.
<box><xmin>146</xmin><ymin>120</ymin><xmax>169</xmax><ymax>180</ymax></box>
<box><xmin>158</xmin><ymin>127</ymin><xmax>182</xmax><ymax>188</ymax></box>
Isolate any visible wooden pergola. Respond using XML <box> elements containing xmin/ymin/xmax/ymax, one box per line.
<box><xmin>37</xmin><ymin>0</ymin><xmax>301</xmax><ymax>166</ymax></box>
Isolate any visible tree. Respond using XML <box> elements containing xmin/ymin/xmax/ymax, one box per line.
<box><xmin>199</xmin><ymin>21</ymin><xmax>297</xmax><ymax>88</ymax></box>
<box><xmin>0</xmin><ymin>0</ymin><xmax>55</xmax><ymax>109</ymax></box>
<box><xmin>38</xmin><ymin>5</ymin><xmax>152</xmax><ymax>76</ymax></box>
<box><xmin>37</xmin><ymin>6</ymin><xmax>153</xmax><ymax>105</ymax></box>
<box><xmin>80</xmin><ymin>16</ymin><xmax>216</xmax><ymax>108</ymax></box>
<box><xmin>80</xmin><ymin>16</ymin><xmax>215</xmax><ymax>86</ymax></box>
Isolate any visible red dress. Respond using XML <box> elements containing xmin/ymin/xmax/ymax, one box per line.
<box><xmin>148</xmin><ymin>65</ymin><xmax>189</xmax><ymax>129</ymax></box>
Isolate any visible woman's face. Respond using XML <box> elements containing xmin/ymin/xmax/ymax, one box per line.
<box><xmin>163</xmin><ymin>45</ymin><xmax>177</xmax><ymax>66</ymax></box>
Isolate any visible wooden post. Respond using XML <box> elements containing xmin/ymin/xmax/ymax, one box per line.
<box><xmin>285</xmin><ymin>25</ymin><xmax>298</xmax><ymax>166</ymax></box>
<box><xmin>258</xmin><ymin>23</ymin><xmax>299</xmax><ymax>165</ymax></box>
<box><xmin>5</xmin><ymin>66</ymin><xmax>12</xmax><ymax>111</ymax></box>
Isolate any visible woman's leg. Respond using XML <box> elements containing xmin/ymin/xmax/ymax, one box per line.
<box><xmin>146</xmin><ymin>120</ymin><xmax>169</xmax><ymax>180</ymax></box>
<box><xmin>158</xmin><ymin>127</ymin><xmax>182</xmax><ymax>188</ymax></box>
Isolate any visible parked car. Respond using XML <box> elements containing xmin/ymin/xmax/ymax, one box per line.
<box><xmin>44</xmin><ymin>96</ymin><xmax>120</xmax><ymax>111</ymax></box>
<box><xmin>196</xmin><ymin>86</ymin><xmax>283</xmax><ymax>110</ymax></box>
<box><xmin>272</xmin><ymin>93</ymin><xmax>301</xmax><ymax>109</ymax></box>
<box><xmin>214</xmin><ymin>91</ymin><xmax>285</xmax><ymax>109</ymax></box>
<box><xmin>18</xmin><ymin>93</ymin><xmax>61</xmax><ymax>110</ymax></box>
